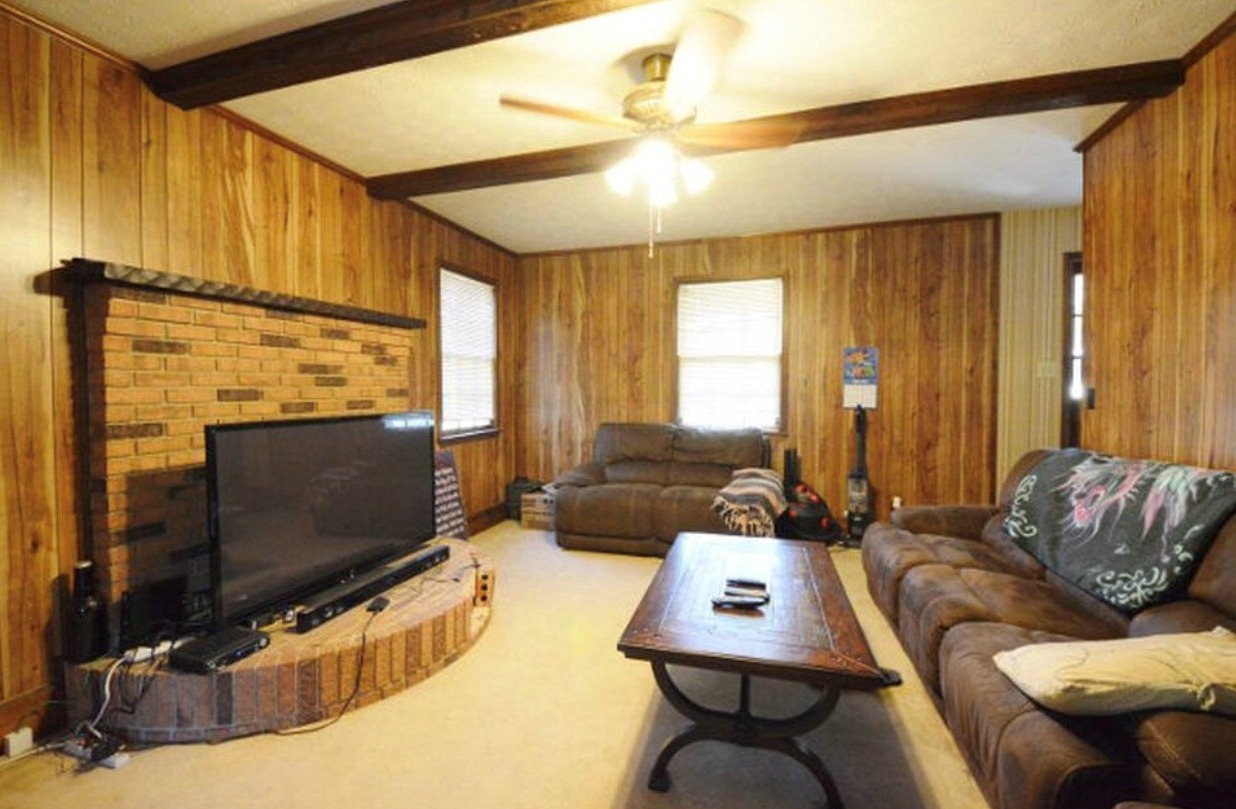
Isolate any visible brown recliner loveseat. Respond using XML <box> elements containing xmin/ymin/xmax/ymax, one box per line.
<box><xmin>552</xmin><ymin>422</ymin><xmax>769</xmax><ymax>555</ymax></box>
<box><xmin>861</xmin><ymin>448</ymin><xmax>1236</xmax><ymax>809</ymax></box>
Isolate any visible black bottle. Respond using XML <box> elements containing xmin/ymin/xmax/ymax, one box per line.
<box><xmin>66</xmin><ymin>560</ymin><xmax>108</xmax><ymax>663</ymax></box>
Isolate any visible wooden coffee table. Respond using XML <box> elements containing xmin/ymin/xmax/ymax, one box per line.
<box><xmin>618</xmin><ymin>532</ymin><xmax>895</xmax><ymax>808</ymax></box>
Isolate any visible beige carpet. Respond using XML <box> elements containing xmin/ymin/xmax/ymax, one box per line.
<box><xmin>0</xmin><ymin>523</ymin><xmax>987</xmax><ymax>809</ymax></box>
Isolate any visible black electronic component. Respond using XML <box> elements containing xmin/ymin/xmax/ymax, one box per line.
<box><xmin>295</xmin><ymin>544</ymin><xmax>448</xmax><ymax>633</ymax></box>
<box><xmin>67</xmin><ymin>560</ymin><xmax>108</xmax><ymax>664</ymax></box>
<box><xmin>168</xmin><ymin>626</ymin><xmax>270</xmax><ymax>674</ymax></box>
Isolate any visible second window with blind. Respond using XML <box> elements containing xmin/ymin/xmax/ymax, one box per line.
<box><xmin>676</xmin><ymin>277</ymin><xmax>785</xmax><ymax>431</ymax></box>
<box><xmin>439</xmin><ymin>267</ymin><xmax>497</xmax><ymax>438</ymax></box>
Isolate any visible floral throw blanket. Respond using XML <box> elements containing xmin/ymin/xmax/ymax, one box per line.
<box><xmin>1004</xmin><ymin>450</ymin><xmax>1236</xmax><ymax>611</ymax></box>
<box><xmin>712</xmin><ymin>468</ymin><xmax>788</xmax><ymax>537</ymax></box>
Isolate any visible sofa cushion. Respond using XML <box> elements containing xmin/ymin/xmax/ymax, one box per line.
<box><xmin>652</xmin><ymin>486</ymin><xmax>728</xmax><ymax>542</ymax></box>
<box><xmin>1041</xmin><ymin>570</ymin><xmax>1132</xmax><ymax>637</ymax></box>
<box><xmin>552</xmin><ymin>482</ymin><xmax>660</xmax><ymax>539</ymax></box>
<box><xmin>1133</xmin><ymin>710</ymin><xmax>1236</xmax><ymax>801</ymax></box>
<box><xmin>961</xmin><ymin>568</ymin><xmax>1123</xmax><ymax>640</ymax></box>
<box><xmin>981</xmin><ymin>515</ymin><xmax>1049</xmax><ymax>579</ymax></box>
<box><xmin>1188</xmin><ymin>518</ymin><xmax>1236</xmax><ymax>618</ymax></box>
<box><xmin>605</xmin><ymin>460</ymin><xmax>670</xmax><ymax>485</ymax></box>
<box><xmin>1130</xmin><ymin>599</ymin><xmax>1236</xmax><ymax>636</ymax></box>
<box><xmin>939</xmin><ymin>622</ymin><xmax>1137</xmax><ymax>809</ymax></box>
<box><xmin>891</xmin><ymin>504</ymin><xmax>996</xmax><ymax>540</ymax></box>
<box><xmin>863</xmin><ymin>523</ymin><xmax>1023</xmax><ymax>623</ymax></box>
<box><xmin>897</xmin><ymin>565</ymin><xmax>1118</xmax><ymax>691</ymax></box>
<box><xmin>671</xmin><ymin>426</ymin><xmax>766</xmax><ymax>468</ymax></box>
<box><xmin>992</xmin><ymin>627</ymin><xmax>1236</xmax><ymax>717</ymax></box>
<box><xmin>592</xmin><ymin>423</ymin><xmax>674</xmax><ymax>465</ymax></box>
<box><xmin>667</xmin><ymin>461</ymin><xmax>733</xmax><ymax>488</ymax></box>
<box><xmin>862</xmin><ymin>523</ymin><xmax>939</xmax><ymax>621</ymax></box>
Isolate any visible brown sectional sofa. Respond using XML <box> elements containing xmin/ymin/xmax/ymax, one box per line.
<box><xmin>861</xmin><ymin>449</ymin><xmax>1236</xmax><ymax>809</ymax></box>
<box><xmin>551</xmin><ymin>422</ymin><xmax>769</xmax><ymax>555</ymax></box>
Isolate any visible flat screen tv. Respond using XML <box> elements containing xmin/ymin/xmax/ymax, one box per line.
<box><xmin>206</xmin><ymin>411</ymin><xmax>436</xmax><ymax>629</ymax></box>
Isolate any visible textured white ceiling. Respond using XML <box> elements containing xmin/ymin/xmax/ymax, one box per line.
<box><xmin>11</xmin><ymin>0</ymin><xmax>1235</xmax><ymax>253</ymax></box>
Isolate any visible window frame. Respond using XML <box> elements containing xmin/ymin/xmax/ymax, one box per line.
<box><xmin>672</xmin><ymin>275</ymin><xmax>788</xmax><ymax>434</ymax></box>
<box><xmin>1061</xmin><ymin>251</ymin><xmax>1084</xmax><ymax>448</ymax></box>
<box><xmin>437</xmin><ymin>263</ymin><xmax>500</xmax><ymax>444</ymax></box>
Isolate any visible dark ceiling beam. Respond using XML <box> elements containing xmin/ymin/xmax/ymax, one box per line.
<box><xmin>145</xmin><ymin>0</ymin><xmax>661</xmax><ymax>109</ymax></box>
<box><xmin>366</xmin><ymin>59</ymin><xmax>1184</xmax><ymax>199</ymax></box>
<box><xmin>368</xmin><ymin>140</ymin><xmax>636</xmax><ymax>199</ymax></box>
<box><xmin>763</xmin><ymin>59</ymin><xmax>1184</xmax><ymax>143</ymax></box>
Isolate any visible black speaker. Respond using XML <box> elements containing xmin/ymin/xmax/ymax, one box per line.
<box><xmin>119</xmin><ymin>575</ymin><xmax>188</xmax><ymax>651</ymax></box>
<box><xmin>66</xmin><ymin>561</ymin><xmax>108</xmax><ymax>664</ymax></box>
<box><xmin>783</xmin><ymin>448</ymin><xmax>802</xmax><ymax>489</ymax></box>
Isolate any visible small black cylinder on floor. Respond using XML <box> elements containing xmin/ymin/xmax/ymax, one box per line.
<box><xmin>66</xmin><ymin>560</ymin><xmax>108</xmax><ymax>663</ymax></box>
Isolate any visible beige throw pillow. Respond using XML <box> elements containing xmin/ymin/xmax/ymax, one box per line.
<box><xmin>992</xmin><ymin>626</ymin><xmax>1236</xmax><ymax>716</ymax></box>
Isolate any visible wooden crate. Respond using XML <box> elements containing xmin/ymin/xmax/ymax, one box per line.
<box><xmin>520</xmin><ymin>490</ymin><xmax>555</xmax><ymax>530</ymax></box>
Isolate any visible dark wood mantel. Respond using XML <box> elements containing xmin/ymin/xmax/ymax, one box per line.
<box><xmin>65</xmin><ymin>258</ymin><xmax>426</xmax><ymax>330</ymax></box>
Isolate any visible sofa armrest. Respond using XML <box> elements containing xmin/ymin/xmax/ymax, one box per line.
<box><xmin>553</xmin><ymin>461</ymin><xmax>606</xmax><ymax>488</ymax></box>
<box><xmin>891</xmin><ymin>505</ymin><xmax>996</xmax><ymax>540</ymax></box>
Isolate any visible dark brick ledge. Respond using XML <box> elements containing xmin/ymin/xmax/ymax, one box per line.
<box><xmin>65</xmin><ymin>258</ymin><xmax>426</xmax><ymax>330</ymax></box>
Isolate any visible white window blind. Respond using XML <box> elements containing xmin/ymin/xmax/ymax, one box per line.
<box><xmin>439</xmin><ymin>268</ymin><xmax>496</xmax><ymax>435</ymax></box>
<box><xmin>677</xmin><ymin>278</ymin><xmax>783</xmax><ymax>430</ymax></box>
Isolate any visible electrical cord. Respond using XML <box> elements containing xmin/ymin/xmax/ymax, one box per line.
<box><xmin>277</xmin><ymin>596</ymin><xmax>387</xmax><ymax>736</ymax></box>
<box><xmin>81</xmin><ymin>658</ymin><xmax>125</xmax><ymax>739</ymax></box>
<box><xmin>111</xmin><ymin>653</ymin><xmax>166</xmax><ymax>717</ymax></box>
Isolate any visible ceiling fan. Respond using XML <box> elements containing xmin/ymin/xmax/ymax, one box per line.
<box><xmin>498</xmin><ymin>8</ymin><xmax>801</xmax><ymax>251</ymax></box>
<box><xmin>498</xmin><ymin>9</ymin><xmax>803</xmax><ymax>154</ymax></box>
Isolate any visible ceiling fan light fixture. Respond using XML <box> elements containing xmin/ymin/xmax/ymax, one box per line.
<box><xmin>605</xmin><ymin>157</ymin><xmax>639</xmax><ymax>196</ymax></box>
<box><xmin>605</xmin><ymin>134</ymin><xmax>715</xmax><ymax>254</ymax></box>
<box><xmin>606</xmin><ymin>135</ymin><xmax>710</xmax><ymax>208</ymax></box>
<box><xmin>679</xmin><ymin>156</ymin><xmax>714</xmax><ymax>195</ymax></box>
<box><xmin>648</xmin><ymin>177</ymin><xmax>679</xmax><ymax>209</ymax></box>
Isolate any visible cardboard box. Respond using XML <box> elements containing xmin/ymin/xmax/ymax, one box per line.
<box><xmin>520</xmin><ymin>489</ymin><xmax>555</xmax><ymax>530</ymax></box>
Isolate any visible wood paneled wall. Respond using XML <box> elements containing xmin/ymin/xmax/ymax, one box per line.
<box><xmin>515</xmin><ymin>217</ymin><xmax>1000</xmax><ymax>521</ymax></box>
<box><xmin>0</xmin><ymin>9</ymin><xmax>516</xmax><ymax>736</ymax></box>
<box><xmin>1082</xmin><ymin>27</ymin><xmax>1236</xmax><ymax>468</ymax></box>
<box><xmin>996</xmin><ymin>207</ymin><xmax>1081</xmax><ymax>479</ymax></box>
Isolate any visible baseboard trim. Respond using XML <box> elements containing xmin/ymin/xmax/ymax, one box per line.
<box><xmin>468</xmin><ymin>505</ymin><xmax>508</xmax><ymax>535</ymax></box>
<box><xmin>0</xmin><ymin>684</ymin><xmax>59</xmax><ymax>739</ymax></box>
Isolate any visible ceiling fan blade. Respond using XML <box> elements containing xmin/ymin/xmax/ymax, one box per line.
<box><xmin>499</xmin><ymin>95</ymin><xmax>633</xmax><ymax>129</ymax></box>
<box><xmin>678</xmin><ymin>118</ymin><xmax>804</xmax><ymax>150</ymax></box>
<box><xmin>663</xmin><ymin>9</ymin><xmax>743</xmax><ymax>123</ymax></box>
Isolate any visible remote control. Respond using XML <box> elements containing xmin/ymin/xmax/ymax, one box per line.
<box><xmin>712</xmin><ymin>594</ymin><xmax>769</xmax><ymax>609</ymax></box>
<box><xmin>726</xmin><ymin>577</ymin><xmax>767</xmax><ymax>589</ymax></box>
<box><xmin>725</xmin><ymin>585</ymin><xmax>769</xmax><ymax>598</ymax></box>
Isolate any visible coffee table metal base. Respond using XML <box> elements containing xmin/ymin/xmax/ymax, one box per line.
<box><xmin>646</xmin><ymin>661</ymin><xmax>844</xmax><ymax>808</ymax></box>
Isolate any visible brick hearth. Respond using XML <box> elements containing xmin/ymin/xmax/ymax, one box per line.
<box><xmin>66</xmin><ymin>539</ymin><xmax>494</xmax><ymax>742</ymax></box>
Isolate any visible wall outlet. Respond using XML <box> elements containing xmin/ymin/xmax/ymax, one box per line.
<box><xmin>3</xmin><ymin>726</ymin><xmax>34</xmax><ymax>758</ymax></box>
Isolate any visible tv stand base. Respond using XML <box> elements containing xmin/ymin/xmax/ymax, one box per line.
<box><xmin>64</xmin><ymin>538</ymin><xmax>489</xmax><ymax>743</ymax></box>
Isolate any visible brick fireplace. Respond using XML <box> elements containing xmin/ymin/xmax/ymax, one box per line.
<box><xmin>63</xmin><ymin>260</ymin><xmax>499</xmax><ymax>741</ymax></box>
<box><xmin>69</xmin><ymin>259</ymin><xmax>426</xmax><ymax>632</ymax></box>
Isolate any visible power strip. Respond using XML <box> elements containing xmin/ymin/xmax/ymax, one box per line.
<box><xmin>64</xmin><ymin>734</ymin><xmax>124</xmax><ymax>766</ymax></box>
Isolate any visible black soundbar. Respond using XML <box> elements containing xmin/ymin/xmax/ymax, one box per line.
<box><xmin>295</xmin><ymin>544</ymin><xmax>449</xmax><ymax>633</ymax></box>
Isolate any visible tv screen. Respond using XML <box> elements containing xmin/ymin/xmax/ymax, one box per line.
<box><xmin>206</xmin><ymin>411</ymin><xmax>436</xmax><ymax>628</ymax></box>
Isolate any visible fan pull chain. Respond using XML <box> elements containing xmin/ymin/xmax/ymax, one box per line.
<box><xmin>648</xmin><ymin>204</ymin><xmax>656</xmax><ymax>257</ymax></box>
<box><xmin>648</xmin><ymin>204</ymin><xmax>667</xmax><ymax>257</ymax></box>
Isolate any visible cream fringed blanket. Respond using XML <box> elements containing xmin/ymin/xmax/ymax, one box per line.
<box><xmin>711</xmin><ymin>467</ymin><xmax>787</xmax><ymax>537</ymax></box>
